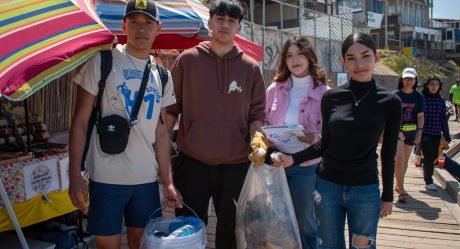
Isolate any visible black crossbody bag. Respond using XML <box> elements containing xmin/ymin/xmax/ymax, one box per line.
<box><xmin>95</xmin><ymin>57</ymin><xmax>151</xmax><ymax>154</ymax></box>
<box><xmin>81</xmin><ymin>52</ymin><xmax>170</xmax><ymax>169</ymax></box>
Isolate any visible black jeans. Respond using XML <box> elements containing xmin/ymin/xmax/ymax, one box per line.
<box><xmin>454</xmin><ymin>103</ymin><xmax>460</xmax><ymax>120</ymax></box>
<box><xmin>173</xmin><ymin>152</ymin><xmax>250</xmax><ymax>249</ymax></box>
<box><xmin>421</xmin><ymin>134</ymin><xmax>441</xmax><ymax>185</ymax></box>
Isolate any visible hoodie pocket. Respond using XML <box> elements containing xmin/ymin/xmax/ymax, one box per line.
<box><xmin>183</xmin><ymin>121</ymin><xmax>249</xmax><ymax>163</ymax></box>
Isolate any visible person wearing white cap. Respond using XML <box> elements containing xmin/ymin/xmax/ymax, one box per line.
<box><xmin>68</xmin><ymin>0</ymin><xmax>182</xmax><ymax>248</ymax></box>
<box><xmin>393</xmin><ymin>67</ymin><xmax>425</xmax><ymax>202</ymax></box>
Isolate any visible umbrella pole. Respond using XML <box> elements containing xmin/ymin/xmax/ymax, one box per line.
<box><xmin>24</xmin><ymin>99</ymin><xmax>31</xmax><ymax>153</ymax></box>
<box><xmin>0</xmin><ymin>180</ymin><xmax>30</xmax><ymax>249</ymax></box>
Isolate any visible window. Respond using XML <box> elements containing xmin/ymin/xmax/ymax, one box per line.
<box><xmin>447</xmin><ymin>30</ymin><xmax>453</xmax><ymax>40</ymax></box>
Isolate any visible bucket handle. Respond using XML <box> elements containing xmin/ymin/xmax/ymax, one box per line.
<box><xmin>145</xmin><ymin>202</ymin><xmax>200</xmax><ymax>226</ymax></box>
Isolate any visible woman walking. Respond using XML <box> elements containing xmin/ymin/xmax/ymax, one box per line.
<box><xmin>394</xmin><ymin>68</ymin><xmax>425</xmax><ymax>202</ymax></box>
<box><xmin>421</xmin><ymin>77</ymin><xmax>451</xmax><ymax>191</ymax></box>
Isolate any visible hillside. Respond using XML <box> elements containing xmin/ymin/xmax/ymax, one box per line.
<box><xmin>379</xmin><ymin>50</ymin><xmax>460</xmax><ymax>79</ymax></box>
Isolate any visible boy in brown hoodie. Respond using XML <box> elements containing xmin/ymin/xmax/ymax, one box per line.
<box><xmin>166</xmin><ymin>0</ymin><xmax>266</xmax><ymax>248</ymax></box>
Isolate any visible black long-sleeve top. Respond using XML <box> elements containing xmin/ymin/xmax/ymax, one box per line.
<box><xmin>292</xmin><ymin>79</ymin><xmax>402</xmax><ymax>202</ymax></box>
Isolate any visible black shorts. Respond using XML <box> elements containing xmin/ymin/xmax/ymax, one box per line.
<box><xmin>401</xmin><ymin>130</ymin><xmax>417</xmax><ymax>146</ymax></box>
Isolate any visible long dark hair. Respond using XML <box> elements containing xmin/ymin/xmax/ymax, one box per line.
<box><xmin>341</xmin><ymin>33</ymin><xmax>377</xmax><ymax>58</ymax></box>
<box><xmin>422</xmin><ymin>76</ymin><xmax>443</xmax><ymax>96</ymax></box>
<box><xmin>274</xmin><ymin>35</ymin><xmax>326</xmax><ymax>87</ymax></box>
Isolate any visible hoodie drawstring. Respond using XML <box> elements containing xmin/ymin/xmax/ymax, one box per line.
<box><xmin>217</xmin><ymin>57</ymin><xmax>223</xmax><ymax>92</ymax></box>
<box><xmin>224</xmin><ymin>58</ymin><xmax>228</xmax><ymax>94</ymax></box>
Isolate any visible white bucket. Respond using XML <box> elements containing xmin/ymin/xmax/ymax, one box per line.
<box><xmin>140</xmin><ymin>205</ymin><xmax>206</xmax><ymax>249</ymax></box>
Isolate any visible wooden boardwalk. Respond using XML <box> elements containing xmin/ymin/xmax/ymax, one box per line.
<box><xmin>199</xmin><ymin>158</ymin><xmax>460</xmax><ymax>249</ymax></box>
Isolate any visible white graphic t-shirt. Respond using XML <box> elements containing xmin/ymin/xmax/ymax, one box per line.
<box><xmin>74</xmin><ymin>44</ymin><xmax>175</xmax><ymax>185</ymax></box>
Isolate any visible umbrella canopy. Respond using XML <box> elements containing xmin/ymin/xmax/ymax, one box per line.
<box><xmin>96</xmin><ymin>0</ymin><xmax>209</xmax><ymax>49</ymax></box>
<box><xmin>0</xmin><ymin>0</ymin><xmax>115</xmax><ymax>101</ymax></box>
<box><xmin>95</xmin><ymin>0</ymin><xmax>263</xmax><ymax>61</ymax></box>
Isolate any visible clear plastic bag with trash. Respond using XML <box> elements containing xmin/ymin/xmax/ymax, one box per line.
<box><xmin>235</xmin><ymin>163</ymin><xmax>302</xmax><ymax>249</ymax></box>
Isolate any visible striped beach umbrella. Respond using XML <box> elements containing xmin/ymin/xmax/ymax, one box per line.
<box><xmin>96</xmin><ymin>0</ymin><xmax>210</xmax><ymax>49</ymax></box>
<box><xmin>95</xmin><ymin>0</ymin><xmax>263</xmax><ymax>60</ymax></box>
<box><xmin>0</xmin><ymin>0</ymin><xmax>115</xmax><ymax>101</ymax></box>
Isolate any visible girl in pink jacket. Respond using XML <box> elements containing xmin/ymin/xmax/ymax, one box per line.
<box><xmin>265</xmin><ymin>35</ymin><xmax>328</xmax><ymax>249</ymax></box>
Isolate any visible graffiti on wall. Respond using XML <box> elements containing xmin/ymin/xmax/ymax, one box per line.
<box><xmin>316</xmin><ymin>39</ymin><xmax>343</xmax><ymax>73</ymax></box>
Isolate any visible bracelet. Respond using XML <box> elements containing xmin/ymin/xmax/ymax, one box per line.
<box><xmin>418</xmin><ymin>128</ymin><xmax>423</xmax><ymax>132</ymax></box>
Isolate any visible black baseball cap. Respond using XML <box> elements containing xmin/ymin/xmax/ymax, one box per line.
<box><xmin>124</xmin><ymin>0</ymin><xmax>160</xmax><ymax>22</ymax></box>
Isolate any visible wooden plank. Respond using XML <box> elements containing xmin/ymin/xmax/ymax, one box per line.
<box><xmin>378</xmin><ymin>227</ymin><xmax>460</xmax><ymax>241</ymax></box>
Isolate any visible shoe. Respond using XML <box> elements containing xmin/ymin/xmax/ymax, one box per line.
<box><xmin>425</xmin><ymin>184</ymin><xmax>437</xmax><ymax>191</ymax></box>
<box><xmin>398</xmin><ymin>193</ymin><xmax>409</xmax><ymax>202</ymax></box>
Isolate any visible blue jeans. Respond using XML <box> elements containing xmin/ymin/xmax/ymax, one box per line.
<box><xmin>314</xmin><ymin>177</ymin><xmax>381</xmax><ymax>249</ymax></box>
<box><xmin>284</xmin><ymin>163</ymin><xmax>318</xmax><ymax>249</ymax></box>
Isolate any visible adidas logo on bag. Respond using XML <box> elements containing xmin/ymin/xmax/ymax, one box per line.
<box><xmin>108</xmin><ymin>125</ymin><xmax>116</xmax><ymax>132</ymax></box>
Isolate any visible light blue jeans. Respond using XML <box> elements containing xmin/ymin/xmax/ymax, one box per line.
<box><xmin>284</xmin><ymin>163</ymin><xmax>318</xmax><ymax>249</ymax></box>
<box><xmin>314</xmin><ymin>177</ymin><xmax>381</xmax><ymax>249</ymax></box>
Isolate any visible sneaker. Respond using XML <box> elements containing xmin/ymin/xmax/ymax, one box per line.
<box><xmin>425</xmin><ymin>183</ymin><xmax>437</xmax><ymax>191</ymax></box>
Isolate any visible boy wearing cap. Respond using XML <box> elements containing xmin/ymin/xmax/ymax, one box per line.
<box><xmin>393</xmin><ymin>67</ymin><xmax>425</xmax><ymax>202</ymax></box>
<box><xmin>68</xmin><ymin>0</ymin><xmax>182</xmax><ymax>248</ymax></box>
<box><xmin>449</xmin><ymin>78</ymin><xmax>460</xmax><ymax>121</ymax></box>
<box><xmin>166</xmin><ymin>0</ymin><xmax>265</xmax><ymax>248</ymax></box>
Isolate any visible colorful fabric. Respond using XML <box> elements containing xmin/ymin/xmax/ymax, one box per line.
<box><xmin>0</xmin><ymin>0</ymin><xmax>114</xmax><ymax>101</ymax></box>
<box><xmin>0</xmin><ymin>162</ymin><xmax>26</xmax><ymax>207</ymax></box>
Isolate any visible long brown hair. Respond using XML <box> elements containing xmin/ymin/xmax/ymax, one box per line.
<box><xmin>273</xmin><ymin>35</ymin><xmax>326</xmax><ymax>87</ymax></box>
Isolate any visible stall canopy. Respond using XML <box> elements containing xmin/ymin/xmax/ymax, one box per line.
<box><xmin>95</xmin><ymin>0</ymin><xmax>263</xmax><ymax>61</ymax></box>
<box><xmin>0</xmin><ymin>0</ymin><xmax>115</xmax><ymax>101</ymax></box>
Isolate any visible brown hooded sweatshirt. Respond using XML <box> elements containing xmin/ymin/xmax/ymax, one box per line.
<box><xmin>167</xmin><ymin>41</ymin><xmax>266</xmax><ymax>165</ymax></box>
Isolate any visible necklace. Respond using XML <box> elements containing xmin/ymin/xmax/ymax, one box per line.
<box><xmin>126</xmin><ymin>52</ymin><xmax>148</xmax><ymax>71</ymax></box>
<box><xmin>349</xmin><ymin>85</ymin><xmax>370</xmax><ymax>107</ymax></box>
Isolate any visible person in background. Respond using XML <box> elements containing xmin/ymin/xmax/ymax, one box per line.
<box><xmin>421</xmin><ymin>76</ymin><xmax>451</xmax><ymax>191</ymax></box>
<box><xmin>394</xmin><ymin>68</ymin><xmax>424</xmax><ymax>202</ymax></box>
<box><xmin>68</xmin><ymin>1</ymin><xmax>182</xmax><ymax>248</ymax></box>
<box><xmin>449</xmin><ymin>78</ymin><xmax>460</xmax><ymax>121</ymax></box>
<box><xmin>165</xmin><ymin>0</ymin><xmax>266</xmax><ymax>248</ymax></box>
<box><xmin>263</xmin><ymin>35</ymin><xmax>328</xmax><ymax>249</ymax></box>
<box><xmin>273</xmin><ymin>33</ymin><xmax>401</xmax><ymax>249</ymax></box>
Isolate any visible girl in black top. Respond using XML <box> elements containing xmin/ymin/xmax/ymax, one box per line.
<box><xmin>274</xmin><ymin>33</ymin><xmax>401</xmax><ymax>249</ymax></box>
<box><xmin>394</xmin><ymin>68</ymin><xmax>425</xmax><ymax>202</ymax></box>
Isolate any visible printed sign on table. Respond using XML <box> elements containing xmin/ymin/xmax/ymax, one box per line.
<box><xmin>22</xmin><ymin>158</ymin><xmax>60</xmax><ymax>200</ymax></box>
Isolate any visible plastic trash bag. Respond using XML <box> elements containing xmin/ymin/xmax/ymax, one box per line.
<box><xmin>140</xmin><ymin>216</ymin><xmax>206</xmax><ymax>249</ymax></box>
<box><xmin>235</xmin><ymin>163</ymin><xmax>302</xmax><ymax>249</ymax></box>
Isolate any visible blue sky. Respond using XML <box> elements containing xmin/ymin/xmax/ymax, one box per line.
<box><xmin>433</xmin><ymin>0</ymin><xmax>460</xmax><ymax>19</ymax></box>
